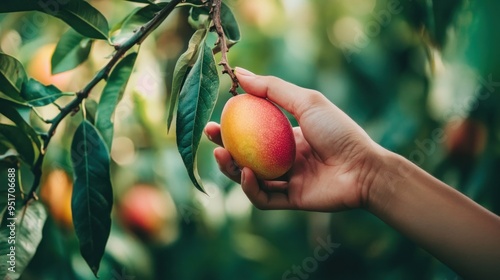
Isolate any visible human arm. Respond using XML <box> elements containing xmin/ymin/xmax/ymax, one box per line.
<box><xmin>205</xmin><ymin>68</ymin><xmax>500</xmax><ymax>279</ymax></box>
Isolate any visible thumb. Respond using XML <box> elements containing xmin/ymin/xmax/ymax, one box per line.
<box><xmin>235</xmin><ymin>67</ymin><xmax>319</xmax><ymax>119</ymax></box>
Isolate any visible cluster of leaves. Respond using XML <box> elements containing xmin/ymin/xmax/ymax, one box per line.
<box><xmin>0</xmin><ymin>0</ymin><xmax>240</xmax><ymax>278</ymax></box>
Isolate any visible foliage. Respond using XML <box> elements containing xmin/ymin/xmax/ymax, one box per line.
<box><xmin>0</xmin><ymin>0</ymin><xmax>499</xmax><ymax>279</ymax></box>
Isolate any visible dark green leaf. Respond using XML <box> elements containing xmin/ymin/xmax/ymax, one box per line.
<box><xmin>111</xmin><ymin>3</ymin><xmax>166</xmax><ymax>44</ymax></box>
<box><xmin>20</xmin><ymin>78</ymin><xmax>64</xmax><ymax>107</ymax></box>
<box><xmin>0</xmin><ymin>53</ymin><xmax>28</xmax><ymax>104</ymax></box>
<box><xmin>50</xmin><ymin>0</ymin><xmax>110</xmax><ymax>40</ymax></box>
<box><xmin>0</xmin><ymin>1</ymin><xmax>38</xmax><ymax>12</ymax></box>
<box><xmin>168</xmin><ymin>29</ymin><xmax>207</xmax><ymax>132</ymax></box>
<box><xmin>0</xmin><ymin>101</ymin><xmax>41</xmax><ymax>159</ymax></box>
<box><xmin>0</xmin><ymin>202</ymin><xmax>47</xmax><ymax>280</ymax></box>
<box><xmin>176</xmin><ymin>39</ymin><xmax>219</xmax><ymax>193</ymax></box>
<box><xmin>0</xmin><ymin>0</ymin><xmax>109</xmax><ymax>39</ymax></box>
<box><xmin>125</xmin><ymin>0</ymin><xmax>154</xmax><ymax>3</ymax></box>
<box><xmin>220</xmin><ymin>2</ymin><xmax>240</xmax><ymax>42</ymax></box>
<box><xmin>52</xmin><ymin>29</ymin><xmax>93</xmax><ymax>74</ymax></box>
<box><xmin>71</xmin><ymin>120</ymin><xmax>113</xmax><ymax>277</ymax></box>
<box><xmin>0</xmin><ymin>124</ymin><xmax>37</xmax><ymax>166</ymax></box>
<box><xmin>96</xmin><ymin>52</ymin><xmax>137</xmax><ymax>149</ymax></box>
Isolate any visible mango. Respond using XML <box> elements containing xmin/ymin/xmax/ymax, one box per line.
<box><xmin>220</xmin><ymin>94</ymin><xmax>296</xmax><ymax>180</ymax></box>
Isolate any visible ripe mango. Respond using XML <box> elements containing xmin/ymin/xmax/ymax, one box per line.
<box><xmin>220</xmin><ymin>94</ymin><xmax>296</xmax><ymax>180</ymax></box>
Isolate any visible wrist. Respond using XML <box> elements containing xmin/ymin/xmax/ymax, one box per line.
<box><xmin>359</xmin><ymin>144</ymin><xmax>407</xmax><ymax>213</ymax></box>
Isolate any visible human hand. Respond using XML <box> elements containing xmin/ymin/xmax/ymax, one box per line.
<box><xmin>205</xmin><ymin>68</ymin><xmax>382</xmax><ymax>211</ymax></box>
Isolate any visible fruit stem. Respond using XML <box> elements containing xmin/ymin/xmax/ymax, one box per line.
<box><xmin>211</xmin><ymin>0</ymin><xmax>239</xmax><ymax>96</ymax></box>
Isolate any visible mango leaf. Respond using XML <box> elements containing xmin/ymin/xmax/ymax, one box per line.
<box><xmin>125</xmin><ymin>0</ymin><xmax>154</xmax><ymax>3</ymax></box>
<box><xmin>220</xmin><ymin>2</ymin><xmax>240</xmax><ymax>42</ymax></box>
<box><xmin>51</xmin><ymin>0</ymin><xmax>110</xmax><ymax>40</ymax></box>
<box><xmin>168</xmin><ymin>29</ymin><xmax>207</xmax><ymax>132</ymax></box>
<box><xmin>52</xmin><ymin>29</ymin><xmax>93</xmax><ymax>74</ymax></box>
<box><xmin>0</xmin><ymin>101</ymin><xmax>41</xmax><ymax>160</ymax></box>
<box><xmin>0</xmin><ymin>124</ymin><xmax>37</xmax><ymax>166</ymax></box>
<box><xmin>20</xmin><ymin>78</ymin><xmax>64</xmax><ymax>107</ymax></box>
<box><xmin>176</xmin><ymin>39</ymin><xmax>219</xmax><ymax>193</ymax></box>
<box><xmin>0</xmin><ymin>202</ymin><xmax>48</xmax><ymax>280</ymax></box>
<box><xmin>96</xmin><ymin>52</ymin><xmax>137</xmax><ymax>150</ymax></box>
<box><xmin>0</xmin><ymin>1</ymin><xmax>38</xmax><ymax>12</ymax></box>
<box><xmin>0</xmin><ymin>53</ymin><xmax>28</xmax><ymax>104</ymax></box>
<box><xmin>71</xmin><ymin>120</ymin><xmax>113</xmax><ymax>277</ymax></box>
<box><xmin>111</xmin><ymin>3</ymin><xmax>166</xmax><ymax>45</ymax></box>
<box><xmin>0</xmin><ymin>0</ymin><xmax>109</xmax><ymax>40</ymax></box>
<box><xmin>189</xmin><ymin>3</ymin><xmax>240</xmax><ymax>42</ymax></box>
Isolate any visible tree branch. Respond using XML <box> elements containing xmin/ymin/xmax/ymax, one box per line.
<box><xmin>211</xmin><ymin>0</ymin><xmax>239</xmax><ymax>95</ymax></box>
<box><xmin>25</xmin><ymin>0</ymin><xmax>184</xmax><ymax>204</ymax></box>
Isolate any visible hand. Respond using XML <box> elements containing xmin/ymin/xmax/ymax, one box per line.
<box><xmin>205</xmin><ymin>68</ymin><xmax>381</xmax><ymax>211</ymax></box>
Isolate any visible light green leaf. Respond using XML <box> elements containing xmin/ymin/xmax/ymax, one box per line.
<box><xmin>96</xmin><ymin>52</ymin><xmax>137</xmax><ymax>150</ymax></box>
<box><xmin>20</xmin><ymin>78</ymin><xmax>64</xmax><ymax>107</ymax></box>
<box><xmin>0</xmin><ymin>202</ymin><xmax>48</xmax><ymax>280</ymax></box>
<box><xmin>71</xmin><ymin>120</ymin><xmax>113</xmax><ymax>277</ymax></box>
<box><xmin>0</xmin><ymin>53</ymin><xmax>28</xmax><ymax>104</ymax></box>
<box><xmin>168</xmin><ymin>29</ymin><xmax>207</xmax><ymax>132</ymax></box>
<box><xmin>176</xmin><ymin>39</ymin><xmax>219</xmax><ymax>193</ymax></box>
<box><xmin>52</xmin><ymin>29</ymin><xmax>93</xmax><ymax>74</ymax></box>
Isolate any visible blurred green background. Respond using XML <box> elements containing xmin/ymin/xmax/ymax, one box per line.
<box><xmin>1</xmin><ymin>0</ymin><xmax>499</xmax><ymax>279</ymax></box>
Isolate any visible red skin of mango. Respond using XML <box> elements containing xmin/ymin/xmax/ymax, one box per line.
<box><xmin>220</xmin><ymin>94</ymin><xmax>296</xmax><ymax>180</ymax></box>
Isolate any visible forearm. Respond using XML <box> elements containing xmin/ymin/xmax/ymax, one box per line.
<box><xmin>367</xmin><ymin>148</ymin><xmax>500</xmax><ymax>279</ymax></box>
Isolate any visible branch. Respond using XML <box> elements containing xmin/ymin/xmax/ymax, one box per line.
<box><xmin>211</xmin><ymin>0</ymin><xmax>239</xmax><ymax>95</ymax></box>
<box><xmin>25</xmin><ymin>0</ymin><xmax>184</xmax><ymax>204</ymax></box>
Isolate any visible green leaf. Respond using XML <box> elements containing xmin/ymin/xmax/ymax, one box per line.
<box><xmin>71</xmin><ymin>120</ymin><xmax>113</xmax><ymax>277</ymax></box>
<box><xmin>0</xmin><ymin>101</ymin><xmax>41</xmax><ymax>160</ymax></box>
<box><xmin>52</xmin><ymin>29</ymin><xmax>93</xmax><ymax>74</ymax></box>
<box><xmin>220</xmin><ymin>2</ymin><xmax>241</xmax><ymax>42</ymax></box>
<box><xmin>50</xmin><ymin>0</ymin><xmax>110</xmax><ymax>40</ymax></box>
<box><xmin>111</xmin><ymin>3</ymin><xmax>166</xmax><ymax>45</ymax></box>
<box><xmin>125</xmin><ymin>0</ymin><xmax>154</xmax><ymax>3</ymax></box>
<box><xmin>0</xmin><ymin>202</ymin><xmax>48</xmax><ymax>280</ymax></box>
<box><xmin>20</xmin><ymin>78</ymin><xmax>64</xmax><ymax>107</ymax></box>
<box><xmin>0</xmin><ymin>0</ymin><xmax>109</xmax><ymax>39</ymax></box>
<box><xmin>0</xmin><ymin>124</ymin><xmax>37</xmax><ymax>166</ymax></box>
<box><xmin>176</xmin><ymin>39</ymin><xmax>219</xmax><ymax>193</ymax></box>
<box><xmin>0</xmin><ymin>53</ymin><xmax>28</xmax><ymax>104</ymax></box>
<box><xmin>0</xmin><ymin>1</ymin><xmax>38</xmax><ymax>12</ymax></box>
<box><xmin>95</xmin><ymin>52</ymin><xmax>137</xmax><ymax>150</ymax></box>
<box><xmin>168</xmin><ymin>29</ymin><xmax>207</xmax><ymax>132</ymax></box>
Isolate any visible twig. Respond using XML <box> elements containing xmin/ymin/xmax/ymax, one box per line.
<box><xmin>211</xmin><ymin>0</ymin><xmax>239</xmax><ymax>95</ymax></box>
<box><xmin>25</xmin><ymin>0</ymin><xmax>184</xmax><ymax>204</ymax></box>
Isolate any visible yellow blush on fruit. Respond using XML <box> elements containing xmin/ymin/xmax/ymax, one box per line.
<box><xmin>220</xmin><ymin>94</ymin><xmax>296</xmax><ymax>180</ymax></box>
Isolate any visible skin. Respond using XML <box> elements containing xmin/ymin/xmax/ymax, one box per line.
<box><xmin>205</xmin><ymin>67</ymin><xmax>500</xmax><ymax>279</ymax></box>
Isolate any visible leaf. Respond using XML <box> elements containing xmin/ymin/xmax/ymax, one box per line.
<box><xmin>220</xmin><ymin>2</ymin><xmax>241</xmax><ymax>42</ymax></box>
<box><xmin>0</xmin><ymin>202</ymin><xmax>48</xmax><ymax>280</ymax></box>
<box><xmin>49</xmin><ymin>0</ymin><xmax>110</xmax><ymax>40</ymax></box>
<box><xmin>0</xmin><ymin>1</ymin><xmax>38</xmax><ymax>12</ymax></box>
<box><xmin>71</xmin><ymin>120</ymin><xmax>113</xmax><ymax>277</ymax></box>
<box><xmin>20</xmin><ymin>78</ymin><xmax>64</xmax><ymax>107</ymax></box>
<box><xmin>0</xmin><ymin>0</ymin><xmax>109</xmax><ymax>39</ymax></box>
<box><xmin>0</xmin><ymin>101</ymin><xmax>41</xmax><ymax>161</ymax></box>
<box><xmin>111</xmin><ymin>3</ymin><xmax>167</xmax><ymax>45</ymax></box>
<box><xmin>95</xmin><ymin>52</ymin><xmax>137</xmax><ymax>150</ymax></box>
<box><xmin>0</xmin><ymin>53</ymin><xmax>28</xmax><ymax>104</ymax></box>
<box><xmin>52</xmin><ymin>29</ymin><xmax>93</xmax><ymax>74</ymax></box>
<box><xmin>125</xmin><ymin>0</ymin><xmax>154</xmax><ymax>3</ymax></box>
<box><xmin>0</xmin><ymin>124</ymin><xmax>36</xmax><ymax>166</ymax></box>
<box><xmin>176</xmin><ymin>39</ymin><xmax>219</xmax><ymax>193</ymax></box>
<box><xmin>168</xmin><ymin>29</ymin><xmax>207</xmax><ymax>132</ymax></box>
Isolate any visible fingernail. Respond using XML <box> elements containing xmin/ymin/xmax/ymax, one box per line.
<box><xmin>241</xmin><ymin>169</ymin><xmax>246</xmax><ymax>185</ymax></box>
<box><xmin>235</xmin><ymin>67</ymin><xmax>255</xmax><ymax>77</ymax></box>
